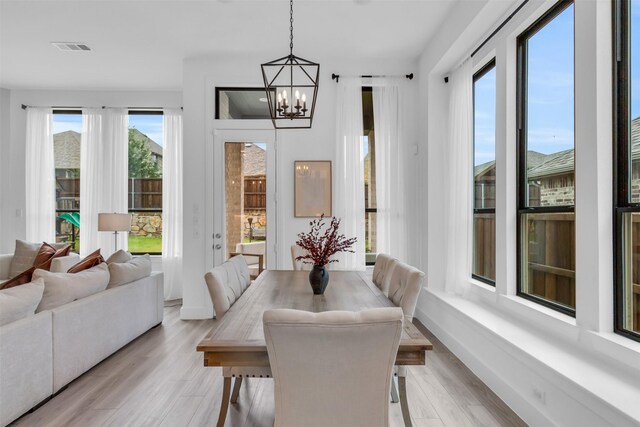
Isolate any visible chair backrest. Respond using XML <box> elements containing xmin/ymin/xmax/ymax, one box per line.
<box><xmin>387</xmin><ymin>262</ymin><xmax>425</xmax><ymax>322</ymax></box>
<box><xmin>264</xmin><ymin>307</ymin><xmax>403</xmax><ymax>427</ymax></box>
<box><xmin>372</xmin><ymin>253</ymin><xmax>398</xmax><ymax>296</ymax></box>
<box><xmin>204</xmin><ymin>255</ymin><xmax>251</xmax><ymax>318</ymax></box>
<box><xmin>290</xmin><ymin>245</ymin><xmax>311</xmax><ymax>271</ymax></box>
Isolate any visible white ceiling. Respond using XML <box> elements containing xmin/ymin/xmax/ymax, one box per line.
<box><xmin>0</xmin><ymin>0</ymin><xmax>458</xmax><ymax>91</ymax></box>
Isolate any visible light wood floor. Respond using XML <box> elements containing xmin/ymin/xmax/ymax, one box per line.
<box><xmin>12</xmin><ymin>306</ymin><xmax>526</xmax><ymax>427</ymax></box>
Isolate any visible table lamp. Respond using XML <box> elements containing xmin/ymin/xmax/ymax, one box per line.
<box><xmin>98</xmin><ymin>213</ymin><xmax>131</xmax><ymax>251</ymax></box>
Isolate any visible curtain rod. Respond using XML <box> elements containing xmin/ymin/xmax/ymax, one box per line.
<box><xmin>21</xmin><ymin>104</ymin><xmax>182</xmax><ymax>111</ymax></box>
<box><xmin>444</xmin><ymin>0</ymin><xmax>529</xmax><ymax>84</ymax></box>
<box><xmin>331</xmin><ymin>73</ymin><xmax>413</xmax><ymax>83</ymax></box>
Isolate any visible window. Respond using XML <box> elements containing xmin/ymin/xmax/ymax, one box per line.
<box><xmin>517</xmin><ymin>0</ymin><xmax>575</xmax><ymax>315</ymax></box>
<box><xmin>614</xmin><ymin>0</ymin><xmax>640</xmax><ymax>341</ymax></box>
<box><xmin>362</xmin><ymin>88</ymin><xmax>377</xmax><ymax>265</ymax></box>
<box><xmin>128</xmin><ymin>112</ymin><xmax>163</xmax><ymax>254</ymax></box>
<box><xmin>53</xmin><ymin>111</ymin><xmax>82</xmax><ymax>252</ymax></box>
<box><xmin>215</xmin><ymin>88</ymin><xmax>273</xmax><ymax>120</ymax></box>
<box><xmin>473</xmin><ymin>59</ymin><xmax>497</xmax><ymax>284</ymax></box>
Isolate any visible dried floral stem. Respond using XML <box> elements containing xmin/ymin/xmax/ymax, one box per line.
<box><xmin>295</xmin><ymin>215</ymin><xmax>357</xmax><ymax>266</ymax></box>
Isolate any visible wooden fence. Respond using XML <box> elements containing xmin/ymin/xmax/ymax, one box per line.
<box><xmin>55</xmin><ymin>178</ymin><xmax>162</xmax><ymax>210</ymax></box>
<box><xmin>473</xmin><ymin>213</ymin><xmax>496</xmax><ymax>281</ymax></box>
<box><xmin>244</xmin><ymin>176</ymin><xmax>266</xmax><ymax>210</ymax></box>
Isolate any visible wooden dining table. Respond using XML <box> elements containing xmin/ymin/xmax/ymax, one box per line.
<box><xmin>197</xmin><ymin>269</ymin><xmax>433</xmax><ymax>426</ymax></box>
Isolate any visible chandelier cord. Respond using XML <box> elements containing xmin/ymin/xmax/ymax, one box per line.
<box><xmin>289</xmin><ymin>0</ymin><xmax>294</xmax><ymax>55</ymax></box>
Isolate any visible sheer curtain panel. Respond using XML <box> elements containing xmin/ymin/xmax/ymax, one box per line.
<box><xmin>444</xmin><ymin>60</ymin><xmax>473</xmax><ymax>295</ymax></box>
<box><xmin>25</xmin><ymin>108</ymin><xmax>56</xmax><ymax>242</ymax></box>
<box><xmin>373</xmin><ymin>78</ymin><xmax>407</xmax><ymax>262</ymax></box>
<box><xmin>162</xmin><ymin>109</ymin><xmax>183</xmax><ymax>300</ymax></box>
<box><xmin>99</xmin><ymin>109</ymin><xmax>129</xmax><ymax>256</ymax></box>
<box><xmin>79</xmin><ymin>109</ymin><xmax>103</xmax><ymax>257</ymax></box>
<box><xmin>334</xmin><ymin>77</ymin><xmax>365</xmax><ymax>270</ymax></box>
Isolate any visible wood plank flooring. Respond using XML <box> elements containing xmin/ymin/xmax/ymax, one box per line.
<box><xmin>11</xmin><ymin>306</ymin><xmax>526</xmax><ymax>427</ymax></box>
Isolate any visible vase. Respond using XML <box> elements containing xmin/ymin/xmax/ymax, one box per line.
<box><xmin>308</xmin><ymin>265</ymin><xmax>329</xmax><ymax>295</ymax></box>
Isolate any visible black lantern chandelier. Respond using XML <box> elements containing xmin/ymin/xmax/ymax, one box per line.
<box><xmin>261</xmin><ymin>0</ymin><xmax>319</xmax><ymax>129</ymax></box>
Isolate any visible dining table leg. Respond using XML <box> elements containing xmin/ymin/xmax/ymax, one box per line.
<box><xmin>217</xmin><ymin>376</ymin><xmax>232</xmax><ymax>427</ymax></box>
<box><xmin>398</xmin><ymin>376</ymin><xmax>413</xmax><ymax>427</ymax></box>
<box><xmin>230</xmin><ymin>377</ymin><xmax>243</xmax><ymax>403</ymax></box>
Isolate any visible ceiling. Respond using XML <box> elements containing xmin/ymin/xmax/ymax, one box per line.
<box><xmin>0</xmin><ymin>0</ymin><xmax>458</xmax><ymax>91</ymax></box>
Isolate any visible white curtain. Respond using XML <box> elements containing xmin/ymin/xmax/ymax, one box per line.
<box><xmin>80</xmin><ymin>109</ymin><xmax>103</xmax><ymax>257</ymax></box>
<box><xmin>99</xmin><ymin>109</ymin><xmax>129</xmax><ymax>256</ymax></box>
<box><xmin>373</xmin><ymin>78</ymin><xmax>407</xmax><ymax>263</ymax></box>
<box><xmin>25</xmin><ymin>108</ymin><xmax>56</xmax><ymax>242</ymax></box>
<box><xmin>444</xmin><ymin>60</ymin><xmax>473</xmax><ymax>295</ymax></box>
<box><xmin>334</xmin><ymin>77</ymin><xmax>365</xmax><ymax>270</ymax></box>
<box><xmin>162</xmin><ymin>109</ymin><xmax>183</xmax><ymax>300</ymax></box>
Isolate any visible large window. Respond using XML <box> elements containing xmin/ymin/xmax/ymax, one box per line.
<box><xmin>473</xmin><ymin>59</ymin><xmax>497</xmax><ymax>284</ymax></box>
<box><xmin>362</xmin><ymin>88</ymin><xmax>377</xmax><ymax>265</ymax></box>
<box><xmin>53</xmin><ymin>111</ymin><xmax>82</xmax><ymax>253</ymax></box>
<box><xmin>517</xmin><ymin>0</ymin><xmax>575</xmax><ymax>315</ymax></box>
<box><xmin>128</xmin><ymin>112</ymin><xmax>164</xmax><ymax>255</ymax></box>
<box><xmin>614</xmin><ymin>0</ymin><xmax>640</xmax><ymax>341</ymax></box>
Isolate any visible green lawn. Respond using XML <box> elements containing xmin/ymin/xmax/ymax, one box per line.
<box><xmin>128</xmin><ymin>235</ymin><xmax>162</xmax><ymax>254</ymax></box>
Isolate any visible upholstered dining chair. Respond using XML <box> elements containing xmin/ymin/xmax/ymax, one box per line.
<box><xmin>372</xmin><ymin>253</ymin><xmax>399</xmax><ymax>297</ymax></box>
<box><xmin>290</xmin><ymin>244</ymin><xmax>311</xmax><ymax>271</ymax></box>
<box><xmin>204</xmin><ymin>255</ymin><xmax>272</xmax><ymax>426</ymax></box>
<box><xmin>386</xmin><ymin>261</ymin><xmax>425</xmax><ymax>425</ymax></box>
<box><xmin>263</xmin><ymin>307</ymin><xmax>404</xmax><ymax>427</ymax></box>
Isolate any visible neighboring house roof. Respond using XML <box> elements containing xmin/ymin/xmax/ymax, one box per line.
<box><xmin>243</xmin><ymin>143</ymin><xmax>266</xmax><ymax>176</ymax></box>
<box><xmin>54</xmin><ymin>130</ymin><xmax>81</xmax><ymax>169</ymax></box>
<box><xmin>473</xmin><ymin>151</ymin><xmax>559</xmax><ymax>179</ymax></box>
<box><xmin>474</xmin><ymin>160</ymin><xmax>494</xmax><ymax>178</ymax></box>
<box><xmin>527</xmin><ymin>148</ymin><xmax>574</xmax><ymax>179</ymax></box>
<box><xmin>54</xmin><ymin>129</ymin><xmax>163</xmax><ymax>169</ymax></box>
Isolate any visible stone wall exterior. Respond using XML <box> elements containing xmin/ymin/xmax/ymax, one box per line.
<box><xmin>226</xmin><ymin>143</ymin><xmax>244</xmax><ymax>253</ymax></box>
<box><xmin>632</xmin><ymin>178</ymin><xmax>640</xmax><ymax>203</ymax></box>
<box><xmin>243</xmin><ymin>209</ymin><xmax>266</xmax><ymax>241</ymax></box>
<box><xmin>130</xmin><ymin>213</ymin><xmax>162</xmax><ymax>237</ymax></box>
<box><xmin>539</xmin><ymin>175</ymin><xmax>575</xmax><ymax>206</ymax></box>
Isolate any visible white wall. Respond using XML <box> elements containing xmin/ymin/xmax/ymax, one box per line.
<box><xmin>0</xmin><ymin>89</ymin><xmax>181</xmax><ymax>256</ymax></box>
<box><xmin>180</xmin><ymin>55</ymin><xmax>419</xmax><ymax>319</ymax></box>
<box><xmin>417</xmin><ymin>0</ymin><xmax>640</xmax><ymax>426</ymax></box>
<box><xmin>0</xmin><ymin>88</ymin><xmax>10</xmax><ymax>249</ymax></box>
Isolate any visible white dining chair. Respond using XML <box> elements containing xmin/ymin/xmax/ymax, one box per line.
<box><xmin>290</xmin><ymin>244</ymin><xmax>311</xmax><ymax>271</ymax></box>
<box><xmin>386</xmin><ymin>261</ymin><xmax>425</xmax><ymax>426</ymax></box>
<box><xmin>372</xmin><ymin>253</ymin><xmax>399</xmax><ymax>297</ymax></box>
<box><xmin>263</xmin><ymin>307</ymin><xmax>404</xmax><ymax>427</ymax></box>
<box><xmin>204</xmin><ymin>254</ymin><xmax>272</xmax><ymax>427</ymax></box>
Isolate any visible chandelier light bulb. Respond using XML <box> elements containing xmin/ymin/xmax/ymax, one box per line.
<box><xmin>282</xmin><ymin>89</ymin><xmax>287</xmax><ymax>100</ymax></box>
<box><xmin>295</xmin><ymin>90</ymin><xmax>300</xmax><ymax>100</ymax></box>
<box><xmin>277</xmin><ymin>93</ymin><xmax>282</xmax><ymax>103</ymax></box>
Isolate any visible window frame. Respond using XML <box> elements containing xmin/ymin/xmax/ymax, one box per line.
<box><xmin>613</xmin><ymin>0</ymin><xmax>640</xmax><ymax>342</ymax></box>
<box><xmin>362</xmin><ymin>87</ymin><xmax>377</xmax><ymax>266</ymax></box>
<box><xmin>472</xmin><ymin>58</ymin><xmax>497</xmax><ymax>286</ymax></box>
<box><xmin>214</xmin><ymin>87</ymin><xmax>272</xmax><ymax>120</ymax></box>
<box><xmin>516</xmin><ymin>0</ymin><xmax>576</xmax><ymax>317</ymax></box>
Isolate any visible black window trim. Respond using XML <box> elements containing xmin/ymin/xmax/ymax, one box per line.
<box><xmin>516</xmin><ymin>0</ymin><xmax>576</xmax><ymax>317</ymax></box>
<box><xmin>472</xmin><ymin>58</ymin><xmax>497</xmax><ymax>286</ymax></box>
<box><xmin>613</xmin><ymin>0</ymin><xmax>640</xmax><ymax>342</ymax></box>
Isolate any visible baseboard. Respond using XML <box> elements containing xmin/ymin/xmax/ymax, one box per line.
<box><xmin>180</xmin><ymin>305</ymin><xmax>212</xmax><ymax>320</ymax></box>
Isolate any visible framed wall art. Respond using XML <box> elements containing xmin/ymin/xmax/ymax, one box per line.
<box><xmin>294</xmin><ymin>160</ymin><xmax>332</xmax><ymax>217</ymax></box>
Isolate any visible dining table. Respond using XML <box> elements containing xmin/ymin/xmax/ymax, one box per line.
<box><xmin>197</xmin><ymin>269</ymin><xmax>433</xmax><ymax>426</ymax></box>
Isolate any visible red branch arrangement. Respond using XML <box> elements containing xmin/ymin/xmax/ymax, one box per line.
<box><xmin>295</xmin><ymin>215</ymin><xmax>357</xmax><ymax>266</ymax></box>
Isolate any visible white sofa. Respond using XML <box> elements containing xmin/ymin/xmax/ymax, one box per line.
<box><xmin>0</xmin><ymin>254</ymin><xmax>164</xmax><ymax>427</ymax></box>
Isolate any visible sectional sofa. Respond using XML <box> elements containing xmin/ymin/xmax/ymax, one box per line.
<box><xmin>0</xmin><ymin>253</ymin><xmax>164</xmax><ymax>426</ymax></box>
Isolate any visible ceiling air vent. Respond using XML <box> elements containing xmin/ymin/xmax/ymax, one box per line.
<box><xmin>51</xmin><ymin>42</ymin><xmax>92</xmax><ymax>52</ymax></box>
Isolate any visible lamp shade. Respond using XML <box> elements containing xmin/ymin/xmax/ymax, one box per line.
<box><xmin>98</xmin><ymin>213</ymin><xmax>131</xmax><ymax>232</ymax></box>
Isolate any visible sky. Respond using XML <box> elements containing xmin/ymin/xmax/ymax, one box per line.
<box><xmin>52</xmin><ymin>113</ymin><xmax>164</xmax><ymax>147</ymax></box>
<box><xmin>474</xmin><ymin>67</ymin><xmax>496</xmax><ymax>166</ymax></box>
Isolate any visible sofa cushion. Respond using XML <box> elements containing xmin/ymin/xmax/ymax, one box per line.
<box><xmin>106</xmin><ymin>249</ymin><xmax>132</xmax><ymax>264</ymax></box>
<box><xmin>0</xmin><ymin>279</ymin><xmax>45</xmax><ymax>326</ymax></box>
<box><xmin>0</xmin><ymin>267</ymin><xmax>36</xmax><ymax>290</ymax></box>
<box><xmin>107</xmin><ymin>254</ymin><xmax>151</xmax><ymax>288</ymax></box>
<box><xmin>34</xmin><ymin>244</ymin><xmax>72</xmax><ymax>271</ymax></box>
<box><xmin>34</xmin><ymin>263</ymin><xmax>110</xmax><ymax>312</ymax></box>
<box><xmin>9</xmin><ymin>240</ymin><xmax>68</xmax><ymax>278</ymax></box>
<box><xmin>67</xmin><ymin>249</ymin><xmax>104</xmax><ymax>273</ymax></box>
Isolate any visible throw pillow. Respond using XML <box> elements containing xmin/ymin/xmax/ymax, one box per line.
<box><xmin>34</xmin><ymin>263</ymin><xmax>110</xmax><ymax>312</ymax></box>
<box><xmin>106</xmin><ymin>249</ymin><xmax>133</xmax><ymax>264</ymax></box>
<box><xmin>67</xmin><ymin>249</ymin><xmax>104</xmax><ymax>273</ymax></box>
<box><xmin>9</xmin><ymin>240</ymin><xmax>70</xmax><ymax>278</ymax></box>
<box><xmin>32</xmin><ymin>242</ymin><xmax>57</xmax><ymax>268</ymax></box>
<box><xmin>0</xmin><ymin>267</ymin><xmax>36</xmax><ymax>290</ymax></box>
<box><xmin>0</xmin><ymin>278</ymin><xmax>45</xmax><ymax>326</ymax></box>
<box><xmin>33</xmin><ymin>244</ymin><xmax>72</xmax><ymax>271</ymax></box>
<box><xmin>107</xmin><ymin>254</ymin><xmax>152</xmax><ymax>288</ymax></box>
